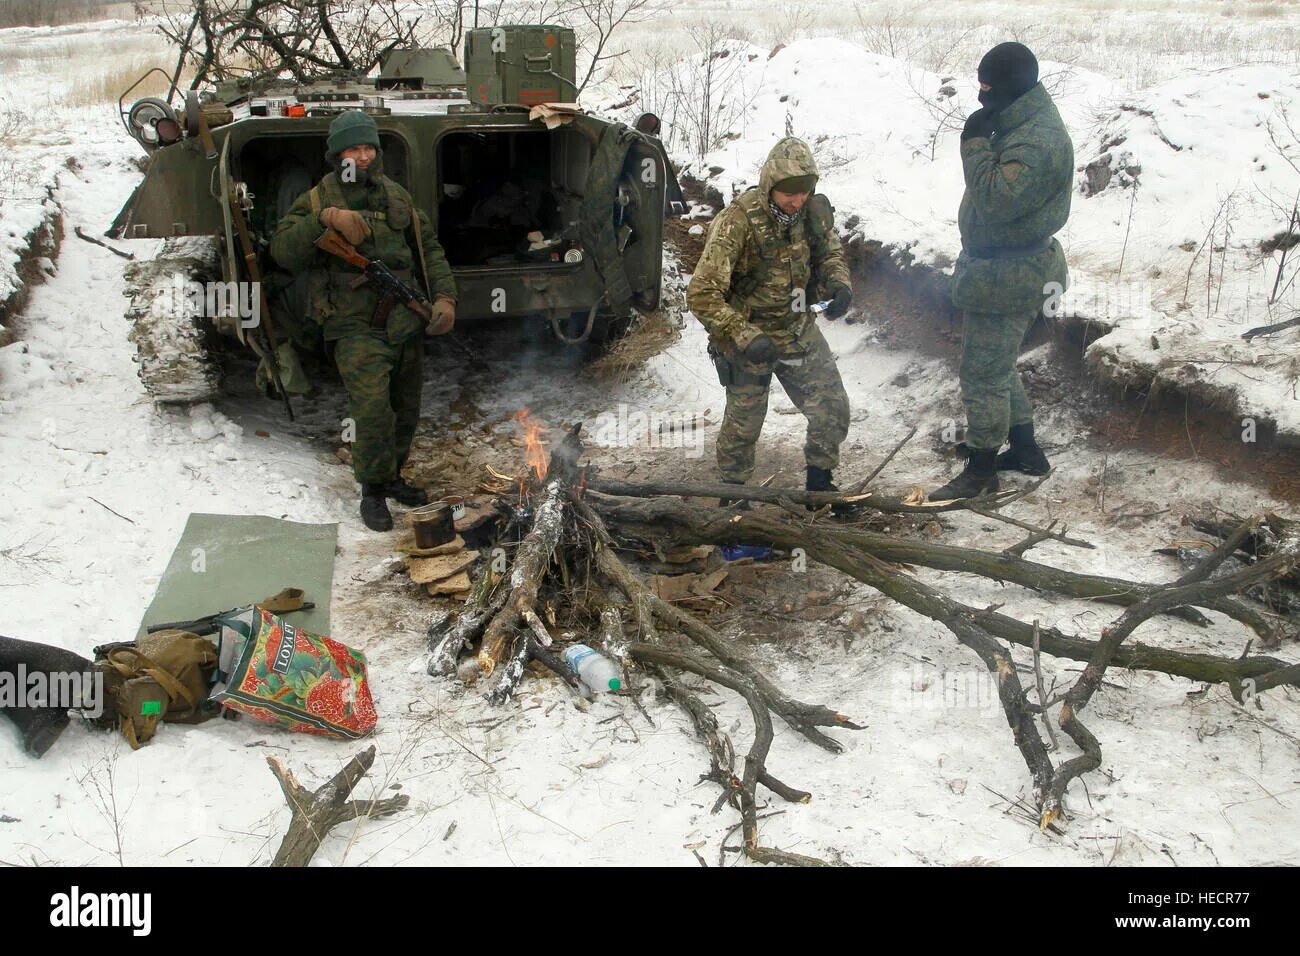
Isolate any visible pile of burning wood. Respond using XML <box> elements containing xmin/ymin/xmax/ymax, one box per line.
<box><xmin>414</xmin><ymin>410</ymin><xmax>1300</xmax><ymax>864</ymax></box>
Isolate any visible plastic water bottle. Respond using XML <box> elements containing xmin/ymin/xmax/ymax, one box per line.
<box><xmin>563</xmin><ymin>644</ymin><xmax>623</xmax><ymax>695</ymax></box>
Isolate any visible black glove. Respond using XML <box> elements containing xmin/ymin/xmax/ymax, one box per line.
<box><xmin>961</xmin><ymin>107</ymin><xmax>996</xmax><ymax>142</ymax></box>
<box><xmin>825</xmin><ymin>283</ymin><xmax>852</xmax><ymax>319</ymax></box>
<box><xmin>743</xmin><ymin>334</ymin><xmax>776</xmax><ymax>365</ymax></box>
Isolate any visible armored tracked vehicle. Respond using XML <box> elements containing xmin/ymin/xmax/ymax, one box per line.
<box><xmin>111</xmin><ymin>25</ymin><xmax>682</xmax><ymax>406</ymax></box>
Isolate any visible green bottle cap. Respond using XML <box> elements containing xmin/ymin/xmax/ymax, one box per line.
<box><xmin>608</xmin><ymin>678</ymin><xmax>621</xmax><ymax>691</ymax></box>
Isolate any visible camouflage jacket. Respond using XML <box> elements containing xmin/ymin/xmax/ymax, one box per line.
<box><xmin>687</xmin><ymin>137</ymin><xmax>849</xmax><ymax>356</ymax></box>
<box><xmin>270</xmin><ymin>169</ymin><xmax>457</xmax><ymax>343</ymax></box>
<box><xmin>951</xmin><ymin>82</ymin><xmax>1073</xmax><ymax>315</ymax></box>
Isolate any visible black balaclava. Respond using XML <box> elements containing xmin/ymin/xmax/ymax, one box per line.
<box><xmin>977</xmin><ymin>42</ymin><xmax>1039</xmax><ymax>115</ymax></box>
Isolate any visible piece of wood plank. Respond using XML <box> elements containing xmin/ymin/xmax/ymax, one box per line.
<box><xmin>407</xmin><ymin>551</ymin><xmax>478</xmax><ymax>584</ymax></box>
<box><xmin>427</xmin><ymin>571</ymin><xmax>472</xmax><ymax>595</ymax></box>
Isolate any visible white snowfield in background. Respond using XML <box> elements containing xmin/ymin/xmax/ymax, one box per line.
<box><xmin>610</xmin><ymin>36</ymin><xmax>1300</xmax><ymax>435</ymax></box>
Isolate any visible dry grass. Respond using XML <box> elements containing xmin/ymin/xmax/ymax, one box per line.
<box><xmin>0</xmin><ymin>0</ymin><xmax>121</xmax><ymax>29</ymax></box>
<box><xmin>0</xmin><ymin>106</ymin><xmax>41</xmax><ymax>209</ymax></box>
<box><xmin>590</xmin><ymin>307</ymin><xmax>684</xmax><ymax>380</ymax></box>
<box><xmin>60</xmin><ymin>56</ymin><xmax>175</xmax><ymax>107</ymax></box>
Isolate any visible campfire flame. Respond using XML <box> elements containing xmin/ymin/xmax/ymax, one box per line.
<box><xmin>513</xmin><ymin>407</ymin><xmax>550</xmax><ymax>481</ymax></box>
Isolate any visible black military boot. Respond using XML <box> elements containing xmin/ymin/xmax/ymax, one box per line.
<box><xmin>929</xmin><ymin>448</ymin><xmax>999</xmax><ymax>501</ymax></box>
<box><xmin>996</xmin><ymin>422</ymin><xmax>1051</xmax><ymax>475</ymax></box>
<box><xmin>385</xmin><ymin>477</ymin><xmax>429</xmax><ymax>506</ymax></box>
<box><xmin>360</xmin><ymin>483</ymin><xmax>394</xmax><ymax>531</ymax></box>
<box><xmin>806</xmin><ymin>465</ymin><xmax>862</xmax><ymax>517</ymax></box>
<box><xmin>718</xmin><ymin>479</ymin><xmax>751</xmax><ymax>510</ymax></box>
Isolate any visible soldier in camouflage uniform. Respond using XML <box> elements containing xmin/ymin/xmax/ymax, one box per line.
<box><xmin>271</xmin><ymin>111</ymin><xmax>459</xmax><ymax>531</ymax></box>
<box><xmin>931</xmin><ymin>42</ymin><xmax>1072</xmax><ymax>501</ymax></box>
<box><xmin>687</xmin><ymin>137</ymin><xmax>857</xmax><ymax>513</ymax></box>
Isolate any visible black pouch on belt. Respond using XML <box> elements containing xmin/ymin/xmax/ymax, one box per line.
<box><xmin>708</xmin><ymin>345</ymin><xmax>733</xmax><ymax>387</ymax></box>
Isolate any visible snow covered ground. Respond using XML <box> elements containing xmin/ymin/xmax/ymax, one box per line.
<box><xmin>1</xmin><ymin>10</ymin><xmax>1299</xmax><ymax>867</ymax></box>
<box><xmin>599</xmin><ymin>35</ymin><xmax>1300</xmax><ymax>439</ymax></box>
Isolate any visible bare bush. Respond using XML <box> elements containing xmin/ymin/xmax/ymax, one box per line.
<box><xmin>661</xmin><ymin>20</ymin><xmax>760</xmax><ymax>162</ymax></box>
<box><xmin>758</xmin><ymin>0</ymin><xmax>820</xmax><ymax>49</ymax></box>
<box><xmin>143</xmin><ymin>0</ymin><xmax>447</xmax><ymax>89</ymax></box>
<box><xmin>507</xmin><ymin>0</ymin><xmax>666</xmax><ymax>95</ymax></box>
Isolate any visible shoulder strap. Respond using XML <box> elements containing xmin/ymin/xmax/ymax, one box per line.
<box><xmin>729</xmin><ymin>194</ymin><xmax>776</xmax><ymax>299</ymax></box>
<box><xmin>410</xmin><ymin>210</ymin><xmax>430</xmax><ymax>297</ymax></box>
<box><xmin>106</xmin><ymin>646</ymin><xmax>201</xmax><ymax>718</ymax></box>
<box><xmin>388</xmin><ymin>178</ymin><xmax>432</xmax><ymax>297</ymax></box>
<box><xmin>311</xmin><ymin>172</ymin><xmax>346</xmax><ymax>213</ymax></box>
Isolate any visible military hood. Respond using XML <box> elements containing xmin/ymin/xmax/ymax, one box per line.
<box><xmin>758</xmin><ymin>137</ymin><xmax>819</xmax><ymax>204</ymax></box>
<box><xmin>988</xmin><ymin>82</ymin><xmax>1052</xmax><ymax>136</ymax></box>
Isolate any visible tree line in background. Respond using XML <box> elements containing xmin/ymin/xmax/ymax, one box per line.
<box><xmin>0</xmin><ymin>0</ymin><xmax>119</xmax><ymax>29</ymax></box>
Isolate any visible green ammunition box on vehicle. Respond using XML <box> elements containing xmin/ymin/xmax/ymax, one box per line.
<box><xmin>465</xmin><ymin>24</ymin><xmax>578</xmax><ymax>106</ymax></box>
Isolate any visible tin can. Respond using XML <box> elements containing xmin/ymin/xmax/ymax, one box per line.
<box><xmin>410</xmin><ymin>501</ymin><xmax>455</xmax><ymax>549</ymax></box>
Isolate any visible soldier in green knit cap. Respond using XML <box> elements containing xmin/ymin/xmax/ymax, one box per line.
<box><xmin>272</xmin><ymin>110</ymin><xmax>459</xmax><ymax>531</ymax></box>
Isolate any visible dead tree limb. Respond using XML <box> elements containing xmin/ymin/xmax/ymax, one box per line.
<box><xmin>849</xmin><ymin>425</ymin><xmax>918</xmax><ymax>492</ymax></box>
<box><xmin>266</xmin><ymin>746</ymin><xmax>408</xmax><ymax>867</ymax></box>
<box><xmin>963</xmin><ymin>500</ymin><xmax>1095</xmax><ymax>550</ymax></box>
<box><xmin>427</xmin><ymin>570</ymin><xmax>507</xmax><ymax>676</ymax></box>
<box><xmin>1042</xmin><ymin>530</ymin><xmax>1300</xmax><ymax>824</ymax></box>
<box><xmin>1242</xmin><ymin>314</ymin><xmax>1300</xmax><ymax>341</ymax></box>
<box><xmin>589</xmin><ymin>493</ymin><xmax>1300</xmax><ymax>811</ymax></box>
<box><xmin>595</xmin><ymin>495</ymin><xmax>1283</xmax><ymax>647</ymax></box>
<box><xmin>631</xmin><ymin>644</ymin><xmax>831</xmax><ymax>865</ymax></box>
<box><xmin>573</xmin><ymin>493</ymin><xmax>862</xmax><ymax>752</ymax></box>
<box><xmin>587</xmin><ymin>475</ymin><xmax>1021</xmax><ymax>514</ymax></box>
<box><xmin>1177</xmin><ymin>514</ymin><xmax>1263</xmax><ymax>585</ymax></box>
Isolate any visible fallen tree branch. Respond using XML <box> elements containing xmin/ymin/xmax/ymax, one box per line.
<box><xmin>267</xmin><ymin>746</ymin><xmax>408</xmax><ymax>867</ymax></box>
<box><xmin>587</xmin><ymin>475</ymin><xmax>1022</xmax><ymax>514</ymax></box>
<box><xmin>1177</xmin><ymin>514</ymin><xmax>1262</xmax><ymax>585</ymax></box>
<box><xmin>589</xmin><ymin>493</ymin><xmax>1300</xmax><ymax>812</ymax></box>
<box><xmin>573</xmin><ymin>493</ymin><xmax>862</xmax><ymax>752</ymax></box>
<box><xmin>1242</xmin><ymin>314</ymin><xmax>1300</xmax><ymax>341</ymax></box>
<box><xmin>849</xmin><ymin>425</ymin><xmax>918</xmax><ymax>492</ymax></box>
<box><xmin>964</xmin><ymin>500</ymin><xmax>1095</xmax><ymax>550</ymax></box>
<box><xmin>630</xmin><ymin>643</ymin><xmax>833</xmax><ymax>865</ymax></box>
<box><xmin>595</xmin><ymin>495</ymin><xmax>1282</xmax><ymax>646</ymax></box>
<box><xmin>1041</xmin><ymin>526</ymin><xmax>1300</xmax><ymax>825</ymax></box>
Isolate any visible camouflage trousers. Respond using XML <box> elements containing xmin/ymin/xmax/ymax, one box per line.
<box><xmin>333</xmin><ymin>331</ymin><xmax>423</xmax><ymax>485</ymax></box>
<box><xmin>959</xmin><ymin>309</ymin><xmax>1035</xmax><ymax>451</ymax></box>
<box><xmin>717</xmin><ymin>323</ymin><xmax>850</xmax><ymax>482</ymax></box>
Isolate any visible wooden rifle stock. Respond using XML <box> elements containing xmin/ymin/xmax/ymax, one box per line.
<box><xmin>314</xmin><ymin>227</ymin><xmax>370</xmax><ymax>270</ymax></box>
<box><xmin>313</xmin><ymin>227</ymin><xmax>434</xmax><ymax>324</ymax></box>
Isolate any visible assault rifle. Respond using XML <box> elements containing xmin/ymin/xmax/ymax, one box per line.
<box><xmin>314</xmin><ymin>227</ymin><xmax>434</xmax><ymax>329</ymax></box>
<box><xmin>227</xmin><ymin>186</ymin><xmax>294</xmax><ymax>421</ymax></box>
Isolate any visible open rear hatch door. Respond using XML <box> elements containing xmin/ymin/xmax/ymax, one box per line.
<box><xmin>575</xmin><ymin>118</ymin><xmax>667</xmax><ymax>313</ymax></box>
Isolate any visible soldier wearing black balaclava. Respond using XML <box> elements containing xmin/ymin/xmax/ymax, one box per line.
<box><xmin>930</xmin><ymin>42</ymin><xmax>1073</xmax><ymax>501</ymax></box>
